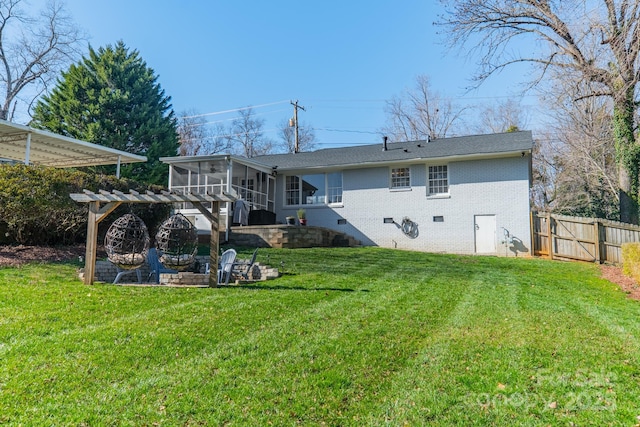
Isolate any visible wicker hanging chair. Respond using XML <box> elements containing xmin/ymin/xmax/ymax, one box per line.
<box><xmin>155</xmin><ymin>213</ymin><xmax>198</xmax><ymax>271</ymax></box>
<box><xmin>104</xmin><ymin>213</ymin><xmax>150</xmax><ymax>270</ymax></box>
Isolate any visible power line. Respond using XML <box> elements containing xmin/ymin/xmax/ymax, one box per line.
<box><xmin>180</xmin><ymin>108</ymin><xmax>290</xmax><ymax>128</ymax></box>
<box><xmin>181</xmin><ymin>100</ymin><xmax>289</xmax><ymax>119</ymax></box>
<box><xmin>313</xmin><ymin>127</ymin><xmax>380</xmax><ymax>135</ymax></box>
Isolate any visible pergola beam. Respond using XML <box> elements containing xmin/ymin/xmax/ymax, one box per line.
<box><xmin>71</xmin><ymin>189</ymin><xmax>237</xmax><ymax>204</ymax></box>
<box><xmin>71</xmin><ymin>189</ymin><xmax>237</xmax><ymax>286</ymax></box>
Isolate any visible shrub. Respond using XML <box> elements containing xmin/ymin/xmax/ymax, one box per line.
<box><xmin>622</xmin><ymin>242</ymin><xmax>640</xmax><ymax>282</ymax></box>
<box><xmin>0</xmin><ymin>164</ymin><xmax>170</xmax><ymax>246</ymax></box>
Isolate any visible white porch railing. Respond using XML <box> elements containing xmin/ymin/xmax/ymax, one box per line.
<box><xmin>170</xmin><ymin>184</ymin><xmax>273</xmax><ymax>211</ymax></box>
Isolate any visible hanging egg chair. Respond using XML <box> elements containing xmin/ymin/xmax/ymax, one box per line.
<box><xmin>155</xmin><ymin>213</ymin><xmax>198</xmax><ymax>271</ymax></box>
<box><xmin>104</xmin><ymin>213</ymin><xmax>150</xmax><ymax>270</ymax></box>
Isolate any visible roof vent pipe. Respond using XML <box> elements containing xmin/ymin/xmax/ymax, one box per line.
<box><xmin>383</xmin><ymin>136</ymin><xmax>388</xmax><ymax>151</ymax></box>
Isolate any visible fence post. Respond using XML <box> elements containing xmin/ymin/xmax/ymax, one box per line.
<box><xmin>530</xmin><ymin>211</ymin><xmax>535</xmax><ymax>257</ymax></box>
<box><xmin>547</xmin><ymin>212</ymin><xmax>554</xmax><ymax>260</ymax></box>
<box><xmin>593</xmin><ymin>220</ymin><xmax>602</xmax><ymax>263</ymax></box>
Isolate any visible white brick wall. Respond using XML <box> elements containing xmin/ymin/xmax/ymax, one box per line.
<box><xmin>274</xmin><ymin>155</ymin><xmax>532</xmax><ymax>256</ymax></box>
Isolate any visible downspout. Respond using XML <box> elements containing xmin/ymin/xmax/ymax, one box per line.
<box><xmin>24</xmin><ymin>132</ymin><xmax>31</xmax><ymax>165</ymax></box>
<box><xmin>116</xmin><ymin>155</ymin><xmax>121</xmax><ymax>178</ymax></box>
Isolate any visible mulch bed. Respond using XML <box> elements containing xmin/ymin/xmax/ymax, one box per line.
<box><xmin>599</xmin><ymin>263</ymin><xmax>640</xmax><ymax>300</ymax></box>
<box><xmin>0</xmin><ymin>245</ymin><xmax>88</xmax><ymax>267</ymax></box>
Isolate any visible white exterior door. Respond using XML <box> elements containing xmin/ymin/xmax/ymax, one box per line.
<box><xmin>474</xmin><ymin>215</ymin><xmax>497</xmax><ymax>254</ymax></box>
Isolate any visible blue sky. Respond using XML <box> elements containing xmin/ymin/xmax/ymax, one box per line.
<box><xmin>32</xmin><ymin>0</ymin><xmax>537</xmax><ymax>148</ymax></box>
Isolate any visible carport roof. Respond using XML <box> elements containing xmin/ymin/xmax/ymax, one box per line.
<box><xmin>0</xmin><ymin>119</ymin><xmax>146</xmax><ymax>168</ymax></box>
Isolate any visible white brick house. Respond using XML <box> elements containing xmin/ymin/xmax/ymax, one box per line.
<box><xmin>161</xmin><ymin>131</ymin><xmax>533</xmax><ymax>256</ymax></box>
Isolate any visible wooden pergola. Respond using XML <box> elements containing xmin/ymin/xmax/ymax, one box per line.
<box><xmin>70</xmin><ymin>189</ymin><xmax>237</xmax><ymax>286</ymax></box>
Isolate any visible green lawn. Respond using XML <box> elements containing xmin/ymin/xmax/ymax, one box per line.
<box><xmin>1</xmin><ymin>247</ymin><xmax>639</xmax><ymax>426</ymax></box>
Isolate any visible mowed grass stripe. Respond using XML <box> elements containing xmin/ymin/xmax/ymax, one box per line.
<box><xmin>104</xmin><ymin>268</ymin><xmax>462</xmax><ymax>424</ymax></box>
<box><xmin>2</xmin><ymin>253</ymin><xmax>466</xmax><ymax>424</ymax></box>
<box><xmin>1</xmin><ymin>249</ymin><xmax>640</xmax><ymax>425</ymax></box>
<box><xmin>368</xmin><ymin>259</ymin><xmax>640</xmax><ymax>426</ymax></box>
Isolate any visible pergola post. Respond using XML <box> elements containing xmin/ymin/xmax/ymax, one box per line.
<box><xmin>84</xmin><ymin>202</ymin><xmax>100</xmax><ymax>285</ymax></box>
<box><xmin>82</xmin><ymin>200</ymin><xmax>121</xmax><ymax>285</ymax></box>
<box><xmin>209</xmin><ymin>201</ymin><xmax>220</xmax><ymax>287</ymax></box>
<box><xmin>192</xmin><ymin>201</ymin><xmax>220</xmax><ymax>287</ymax></box>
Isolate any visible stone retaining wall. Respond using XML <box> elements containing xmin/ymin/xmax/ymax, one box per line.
<box><xmin>229</xmin><ymin>225</ymin><xmax>360</xmax><ymax>249</ymax></box>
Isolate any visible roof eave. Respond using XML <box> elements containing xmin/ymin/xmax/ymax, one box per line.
<box><xmin>160</xmin><ymin>154</ymin><xmax>275</xmax><ymax>173</ymax></box>
<box><xmin>274</xmin><ymin>149</ymin><xmax>532</xmax><ymax>173</ymax></box>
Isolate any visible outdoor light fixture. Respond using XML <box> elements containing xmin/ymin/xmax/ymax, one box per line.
<box><xmin>383</xmin><ymin>217</ymin><xmax>394</xmax><ymax>224</ymax></box>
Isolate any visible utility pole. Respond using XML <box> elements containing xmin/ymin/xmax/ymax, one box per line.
<box><xmin>290</xmin><ymin>100</ymin><xmax>305</xmax><ymax>153</ymax></box>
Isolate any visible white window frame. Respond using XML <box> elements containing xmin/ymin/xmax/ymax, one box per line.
<box><xmin>284</xmin><ymin>172</ymin><xmax>343</xmax><ymax>207</ymax></box>
<box><xmin>326</xmin><ymin>172</ymin><xmax>343</xmax><ymax>205</ymax></box>
<box><xmin>285</xmin><ymin>175</ymin><xmax>301</xmax><ymax>206</ymax></box>
<box><xmin>427</xmin><ymin>165</ymin><xmax>449</xmax><ymax>196</ymax></box>
<box><xmin>390</xmin><ymin>167</ymin><xmax>411</xmax><ymax>190</ymax></box>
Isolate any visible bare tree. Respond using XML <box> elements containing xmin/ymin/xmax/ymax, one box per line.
<box><xmin>531</xmin><ymin>133</ymin><xmax>560</xmax><ymax>212</ymax></box>
<box><xmin>382</xmin><ymin>74</ymin><xmax>467</xmax><ymax>142</ymax></box>
<box><xmin>226</xmin><ymin>107</ymin><xmax>273</xmax><ymax>158</ymax></box>
<box><xmin>0</xmin><ymin>0</ymin><xmax>83</xmax><ymax>121</ymax></box>
<box><xmin>177</xmin><ymin>111</ymin><xmax>230</xmax><ymax>156</ymax></box>
<box><xmin>533</xmin><ymin>78</ymin><xmax>619</xmax><ymax>218</ymax></box>
<box><xmin>475</xmin><ymin>99</ymin><xmax>528</xmax><ymax>134</ymax></box>
<box><xmin>278</xmin><ymin>118</ymin><xmax>316</xmax><ymax>153</ymax></box>
<box><xmin>439</xmin><ymin>0</ymin><xmax>640</xmax><ymax>223</ymax></box>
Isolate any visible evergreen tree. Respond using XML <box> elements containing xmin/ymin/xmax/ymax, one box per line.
<box><xmin>31</xmin><ymin>41</ymin><xmax>178</xmax><ymax>185</ymax></box>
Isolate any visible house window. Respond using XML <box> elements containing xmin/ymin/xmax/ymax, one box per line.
<box><xmin>428</xmin><ymin>165</ymin><xmax>448</xmax><ymax>195</ymax></box>
<box><xmin>327</xmin><ymin>172</ymin><xmax>342</xmax><ymax>204</ymax></box>
<box><xmin>286</xmin><ymin>176</ymin><xmax>300</xmax><ymax>205</ymax></box>
<box><xmin>285</xmin><ymin>172</ymin><xmax>343</xmax><ymax>206</ymax></box>
<box><xmin>391</xmin><ymin>167</ymin><xmax>410</xmax><ymax>189</ymax></box>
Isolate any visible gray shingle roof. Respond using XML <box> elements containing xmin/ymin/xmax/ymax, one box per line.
<box><xmin>253</xmin><ymin>131</ymin><xmax>533</xmax><ymax>170</ymax></box>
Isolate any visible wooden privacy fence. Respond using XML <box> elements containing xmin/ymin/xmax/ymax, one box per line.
<box><xmin>532</xmin><ymin>212</ymin><xmax>640</xmax><ymax>263</ymax></box>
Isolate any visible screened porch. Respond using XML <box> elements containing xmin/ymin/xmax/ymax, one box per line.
<box><xmin>161</xmin><ymin>155</ymin><xmax>276</xmax><ymax>236</ymax></box>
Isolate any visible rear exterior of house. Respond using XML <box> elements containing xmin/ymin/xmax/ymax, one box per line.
<box><xmin>161</xmin><ymin>131</ymin><xmax>533</xmax><ymax>256</ymax></box>
<box><xmin>257</xmin><ymin>131</ymin><xmax>533</xmax><ymax>255</ymax></box>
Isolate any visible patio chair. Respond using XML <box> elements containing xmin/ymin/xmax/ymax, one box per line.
<box><xmin>113</xmin><ymin>265</ymin><xmax>142</xmax><ymax>284</ymax></box>
<box><xmin>232</xmin><ymin>248</ymin><xmax>259</xmax><ymax>281</ymax></box>
<box><xmin>218</xmin><ymin>248</ymin><xmax>237</xmax><ymax>285</ymax></box>
<box><xmin>147</xmin><ymin>247</ymin><xmax>178</xmax><ymax>284</ymax></box>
